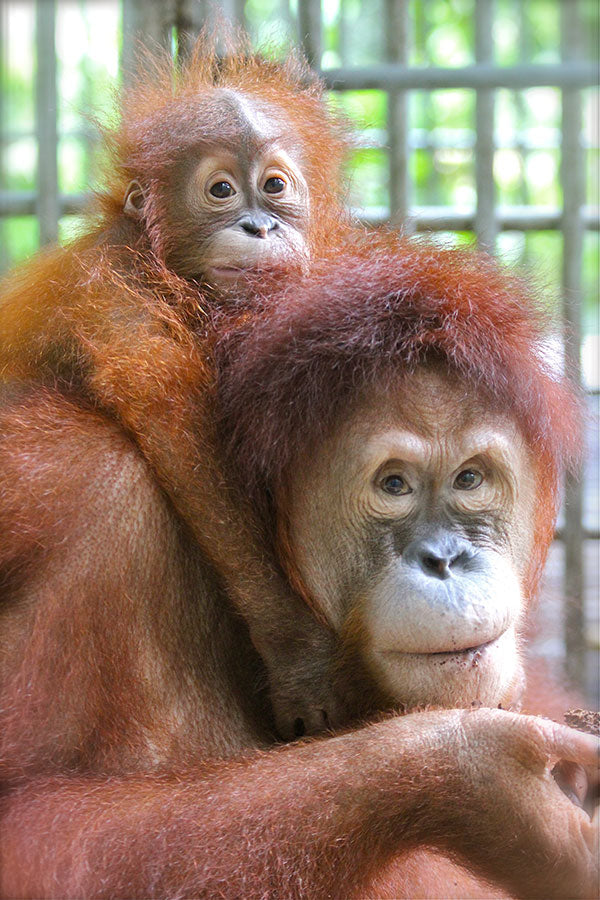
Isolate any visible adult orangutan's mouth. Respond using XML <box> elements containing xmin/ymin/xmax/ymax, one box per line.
<box><xmin>382</xmin><ymin>634</ymin><xmax>502</xmax><ymax>662</ymax></box>
<box><xmin>427</xmin><ymin>637</ymin><xmax>497</xmax><ymax>657</ymax></box>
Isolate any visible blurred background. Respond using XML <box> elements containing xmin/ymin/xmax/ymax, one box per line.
<box><xmin>0</xmin><ymin>0</ymin><xmax>597</xmax><ymax>702</ymax></box>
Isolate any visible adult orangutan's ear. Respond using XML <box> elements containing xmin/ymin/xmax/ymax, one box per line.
<box><xmin>123</xmin><ymin>180</ymin><xmax>146</xmax><ymax>219</ymax></box>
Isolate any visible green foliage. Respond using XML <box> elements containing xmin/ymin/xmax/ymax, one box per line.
<box><xmin>4</xmin><ymin>70</ymin><xmax>35</xmax><ymax>132</ymax></box>
<box><xmin>1</xmin><ymin>216</ymin><xmax>39</xmax><ymax>263</ymax></box>
<box><xmin>58</xmin><ymin>213</ymin><xmax>87</xmax><ymax>245</ymax></box>
<box><xmin>244</xmin><ymin>0</ymin><xmax>295</xmax><ymax>46</ymax></box>
<box><xmin>59</xmin><ymin>137</ymin><xmax>89</xmax><ymax>194</ymax></box>
<box><xmin>347</xmin><ymin>148</ymin><xmax>388</xmax><ymax>209</ymax></box>
<box><xmin>331</xmin><ymin>90</ymin><xmax>387</xmax><ymax>130</ymax></box>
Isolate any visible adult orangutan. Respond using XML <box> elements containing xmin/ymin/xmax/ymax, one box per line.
<box><xmin>0</xmin><ymin>233</ymin><xmax>597</xmax><ymax>899</ymax></box>
<box><xmin>0</xmin><ymin>33</ymin><xmax>353</xmax><ymax>739</ymax></box>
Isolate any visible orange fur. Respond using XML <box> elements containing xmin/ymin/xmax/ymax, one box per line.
<box><xmin>0</xmin><ymin>34</ymin><xmax>350</xmax><ymax>746</ymax></box>
<box><xmin>0</xmin><ymin>237</ymin><xmax>594</xmax><ymax>898</ymax></box>
<box><xmin>0</xmin><ymin>36</ymin><xmax>592</xmax><ymax>900</ymax></box>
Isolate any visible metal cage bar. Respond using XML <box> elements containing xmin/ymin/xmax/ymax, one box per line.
<box><xmin>321</xmin><ymin>61</ymin><xmax>597</xmax><ymax>90</ymax></box>
<box><xmin>0</xmin><ymin>4</ymin><xmax>7</xmax><ymax>272</ymax></box>
<box><xmin>0</xmin><ymin>190</ymin><xmax>597</xmax><ymax>233</ymax></box>
<box><xmin>121</xmin><ymin>0</ymin><xmax>174</xmax><ymax>82</ymax></box>
<box><xmin>474</xmin><ymin>0</ymin><xmax>496</xmax><ymax>251</ymax></box>
<box><xmin>297</xmin><ymin>0</ymin><xmax>322</xmax><ymax>69</ymax></box>
<box><xmin>560</xmin><ymin>0</ymin><xmax>586</xmax><ymax>687</ymax></box>
<box><xmin>385</xmin><ymin>0</ymin><xmax>410</xmax><ymax>226</ymax></box>
<box><xmin>35</xmin><ymin>0</ymin><xmax>59</xmax><ymax>246</ymax></box>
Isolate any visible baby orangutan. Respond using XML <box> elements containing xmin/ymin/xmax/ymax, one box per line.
<box><xmin>0</xmin><ymin>33</ymin><xmax>352</xmax><ymax>738</ymax></box>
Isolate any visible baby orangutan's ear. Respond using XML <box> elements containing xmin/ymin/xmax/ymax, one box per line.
<box><xmin>123</xmin><ymin>180</ymin><xmax>146</xmax><ymax>219</ymax></box>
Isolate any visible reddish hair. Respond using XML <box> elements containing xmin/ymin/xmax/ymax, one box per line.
<box><xmin>216</xmin><ymin>232</ymin><xmax>583</xmax><ymax>599</ymax></box>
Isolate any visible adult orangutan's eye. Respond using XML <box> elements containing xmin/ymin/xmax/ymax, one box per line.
<box><xmin>453</xmin><ymin>469</ymin><xmax>483</xmax><ymax>491</ymax></box>
<box><xmin>210</xmin><ymin>181</ymin><xmax>235</xmax><ymax>198</ymax></box>
<box><xmin>381</xmin><ymin>474</ymin><xmax>411</xmax><ymax>496</ymax></box>
<box><xmin>264</xmin><ymin>176</ymin><xmax>286</xmax><ymax>194</ymax></box>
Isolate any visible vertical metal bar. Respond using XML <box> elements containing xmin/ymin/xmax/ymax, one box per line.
<box><xmin>233</xmin><ymin>0</ymin><xmax>247</xmax><ymax>26</ymax></box>
<box><xmin>297</xmin><ymin>0</ymin><xmax>322</xmax><ymax>69</ymax></box>
<box><xmin>0</xmin><ymin>1</ymin><xmax>7</xmax><ymax>271</ymax></box>
<box><xmin>339</xmin><ymin>0</ymin><xmax>349</xmax><ymax>66</ymax></box>
<box><xmin>278</xmin><ymin>0</ymin><xmax>291</xmax><ymax>30</ymax></box>
<box><xmin>177</xmin><ymin>0</ymin><xmax>244</xmax><ymax>60</ymax></box>
<box><xmin>121</xmin><ymin>0</ymin><xmax>175</xmax><ymax>84</ymax></box>
<box><xmin>176</xmin><ymin>0</ymin><xmax>205</xmax><ymax>61</ymax></box>
<box><xmin>35</xmin><ymin>0</ymin><xmax>59</xmax><ymax>246</ymax></box>
<box><xmin>560</xmin><ymin>0</ymin><xmax>585</xmax><ymax>688</ymax></box>
<box><xmin>515</xmin><ymin>2</ymin><xmax>531</xmax><ymax>209</ymax></box>
<box><xmin>414</xmin><ymin>0</ymin><xmax>442</xmax><ymax>205</ymax></box>
<box><xmin>220</xmin><ymin>0</ymin><xmax>240</xmax><ymax>26</ymax></box>
<box><xmin>474</xmin><ymin>0</ymin><xmax>496</xmax><ymax>251</ymax></box>
<box><xmin>385</xmin><ymin>0</ymin><xmax>410</xmax><ymax>227</ymax></box>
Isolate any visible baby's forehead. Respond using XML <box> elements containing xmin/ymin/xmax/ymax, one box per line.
<box><xmin>136</xmin><ymin>86</ymin><xmax>301</xmax><ymax>172</ymax></box>
<box><xmin>204</xmin><ymin>88</ymin><xmax>299</xmax><ymax>155</ymax></box>
<box><xmin>210</xmin><ymin>89</ymin><xmax>284</xmax><ymax>134</ymax></box>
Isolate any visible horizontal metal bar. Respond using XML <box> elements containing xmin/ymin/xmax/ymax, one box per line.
<box><xmin>7</xmin><ymin>124</ymin><xmax>600</xmax><ymax>152</ymax></box>
<box><xmin>0</xmin><ymin>191</ymin><xmax>87</xmax><ymax>217</ymax></box>
<box><xmin>355</xmin><ymin>204</ymin><xmax>600</xmax><ymax>231</ymax></box>
<box><xmin>2</xmin><ymin>127</ymin><xmax>97</xmax><ymax>145</ymax></box>
<box><xmin>6</xmin><ymin>126</ymin><xmax>595</xmax><ymax>153</ymax></box>
<box><xmin>555</xmin><ymin>529</ymin><xmax>600</xmax><ymax>542</ymax></box>
<box><xmin>321</xmin><ymin>61</ymin><xmax>598</xmax><ymax>91</ymax></box>
<box><xmin>352</xmin><ymin>126</ymin><xmax>598</xmax><ymax>151</ymax></box>
<box><xmin>0</xmin><ymin>193</ymin><xmax>597</xmax><ymax>234</ymax></box>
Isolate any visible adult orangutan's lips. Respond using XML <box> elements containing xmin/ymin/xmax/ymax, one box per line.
<box><xmin>382</xmin><ymin>635</ymin><xmax>501</xmax><ymax>660</ymax></box>
<box><xmin>427</xmin><ymin>637</ymin><xmax>497</xmax><ymax>657</ymax></box>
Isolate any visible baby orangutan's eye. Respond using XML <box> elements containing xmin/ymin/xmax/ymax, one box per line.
<box><xmin>264</xmin><ymin>176</ymin><xmax>286</xmax><ymax>194</ymax></box>
<box><xmin>210</xmin><ymin>181</ymin><xmax>235</xmax><ymax>199</ymax></box>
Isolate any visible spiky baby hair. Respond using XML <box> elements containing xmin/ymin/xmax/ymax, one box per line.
<box><xmin>97</xmin><ymin>26</ymin><xmax>351</xmax><ymax>249</ymax></box>
<box><xmin>216</xmin><ymin>232</ymin><xmax>582</xmax><ymax>593</ymax></box>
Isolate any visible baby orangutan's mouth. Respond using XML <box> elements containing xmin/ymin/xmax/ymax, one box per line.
<box><xmin>206</xmin><ymin>265</ymin><xmax>250</xmax><ymax>281</ymax></box>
